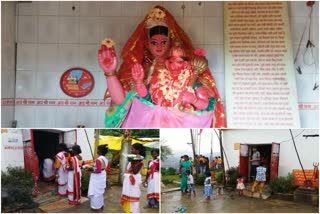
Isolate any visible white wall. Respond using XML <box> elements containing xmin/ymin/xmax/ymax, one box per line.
<box><xmin>288</xmin><ymin>2</ymin><xmax>319</xmax><ymax>128</ymax></box>
<box><xmin>1</xmin><ymin>1</ymin><xmax>318</xmax><ymax>128</ymax></box>
<box><xmin>222</xmin><ymin>129</ymin><xmax>319</xmax><ymax>177</ymax></box>
<box><xmin>1</xmin><ymin>2</ymin><xmax>17</xmax><ymax>127</ymax></box>
<box><xmin>1</xmin><ymin>130</ymin><xmax>25</xmax><ymax>172</ymax></box>
<box><xmin>76</xmin><ymin>128</ymin><xmax>95</xmax><ymax>161</ymax></box>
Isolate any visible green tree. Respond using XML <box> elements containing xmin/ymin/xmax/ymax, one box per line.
<box><xmin>160</xmin><ymin>139</ymin><xmax>172</xmax><ymax>161</ymax></box>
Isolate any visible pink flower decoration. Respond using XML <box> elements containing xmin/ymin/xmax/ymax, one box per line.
<box><xmin>194</xmin><ymin>48</ymin><xmax>206</xmax><ymax>56</ymax></box>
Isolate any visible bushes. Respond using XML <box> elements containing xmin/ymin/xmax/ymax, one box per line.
<box><xmin>1</xmin><ymin>167</ymin><xmax>34</xmax><ymax>205</ymax></box>
<box><xmin>195</xmin><ymin>173</ymin><xmax>206</xmax><ymax>185</ymax></box>
<box><xmin>269</xmin><ymin>173</ymin><xmax>296</xmax><ymax>193</ymax></box>
<box><xmin>162</xmin><ymin>178</ymin><xmax>174</xmax><ymax>185</ymax></box>
<box><xmin>81</xmin><ymin>170</ymin><xmax>91</xmax><ymax>196</ymax></box>
<box><xmin>226</xmin><ymin>166</ymin><xmax>239</xmax><ymax>185</ymax></box>
<box><xmin>161</xmin><ymin>167</ymin><xmax>177</xmax><ymax>175</ymax></box>
<box><xmin>215</xmin><ymin>170</ymin><xmax>223</xmax><ymax>184</ymax></box>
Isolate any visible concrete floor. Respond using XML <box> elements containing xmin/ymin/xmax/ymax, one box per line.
<box><xmin>161</xmin><ymin>188</ymin><xmax>319</xmax><ymax>213</ymax></box>
<box><xmin>60</xmin><ymin>185</ymin><xmax>158</xmax><ymax>213</ymax></box>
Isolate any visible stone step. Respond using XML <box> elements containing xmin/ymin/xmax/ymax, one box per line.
<box><xmin>243</xmin><ymin>189</ymin><xmax>271</xmax><ymax>199</ymax></box>
<box><xmin>161</xmin><ymin>187</ymin><xmax>181</xmax><ymax>193</ymax></box>
<box><xmin>38</xmin><ymin>197</ymin><xmax>89</xmax><ymax>213</ymax></box>
<box><xmin>33</xmin><ymin>191</ymin><xmax>61</xmax><ymax>205</ymax></box>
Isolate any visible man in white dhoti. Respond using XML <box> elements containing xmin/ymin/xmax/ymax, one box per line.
<box><xmin>88</xmin><ymin>145</ymin><xmax>109</xmax><ymax>210</ymax></box>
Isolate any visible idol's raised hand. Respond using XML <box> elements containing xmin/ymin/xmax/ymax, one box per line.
<box><xmin>98</xmin><ymin>44</ymin><xmax>118</xmax><ymax>75</ymax></box>
<box><xmin>132</xmin><ymin>63</ymin><xmax>147</xmax><ymax>97</ymax></box>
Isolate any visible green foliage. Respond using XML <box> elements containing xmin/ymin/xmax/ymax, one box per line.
<box><xmin>100</xmin><ymin>129</ymin><xmax>159</xmax><ymax>138</ymax></box>
<box><xmin>161</xmin><ymin>167</ymin><xmax>177</xmax><ymax>175</ymax></box>
<box><xmin>215</xmin><ymin>170</ymin><xmax>223</xmax><ymax>184</ymax></box>
<box><xmin>1</xmin><ymin>167</ymin><xmax>33</xmax><ymax>205</ymax></box>
<box><xmin>166</xmin><ymin>167</ymin><xmax>177</xmax><ymax>175</ymax></box>
<box><xmin>195</xmin><ymin>173</ymin><xmax>207</xmax><ymax>185</ymax></box>
<box><xmin>226</xmin><ymin>166</ymin><xmax>239</xmax><ymax>185</ymax></box>
<box><xmin>81</xmin><ymin>170</ymin><xmax>91</xmax><ymax>196</ymax></box>
<box><xmin>161</xmin><ymin>167</ymin><xmax>167</xmax><ymax>175</ymax></box>
<box><xmin>269</xmin><ymin>173</ymin><xmax>296</xmax><ymax>193</ymax></box>
<box><xmin>162</xmin><ymin>178</ymin><xmax>174</xmax><ymax>185</ymax></box>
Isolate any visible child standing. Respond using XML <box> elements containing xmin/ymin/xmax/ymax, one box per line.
<box><xmin>236</xmin><ymin>176</ymin><xmax>245</xmax><ymax>196</ymax></box>
<box><xmin>186</xmin><ymin>170</ymin><xmax>196</xmax><ymax>195</ymax></box>
<box><xmin>204</xmin><ymin>171</ymin><xmax>213</xmax><ymax>200</ymax></box>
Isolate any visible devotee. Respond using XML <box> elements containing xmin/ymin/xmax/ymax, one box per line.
<box><xmin>88</xmin><ymin>145</ymin><xmax>109</xmax><ymax>211</ymax></box>
<box><xmin>67</xmin><ymin>145</ymin><xmax>82</xmax><ymax>205</ymax></box>
<box><xmin>55</xmin><ymin>143</ymin><xmax>69</xmax><ymax>197</ymax></box>
<box><xmin>42</xmin><ymin>157</ymin><xmax>55</xmax><ymax>182</ymax></box>
<box><xmin>144</xmin><ymin>148</ymin><xmax>160</xmax><ymax>208</ymax></box>
<box><xmin>251</xmin><ymin>161</ymin><xmax>267</xmax><ymax>198</ymax></box>
<box><xmin>120</xmin><ymin>143</ymin><xmax>146</xmax><ymax>213</ymax></box>
<box><xmin>180</xmin><ymin>155</ymin><xmax>192</xmax><ymax>193</ymax></box>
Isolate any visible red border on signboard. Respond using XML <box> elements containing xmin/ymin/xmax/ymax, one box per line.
<box><xmin>60</xmin><ymin>67</ymin><xmax>95</xmax><ymax>98</ymax></box>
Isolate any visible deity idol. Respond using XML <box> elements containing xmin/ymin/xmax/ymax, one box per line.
<box><xmin>98</xmin><ymin>6</ymin><xmax>226</xmax><ymax>128</ymax></box>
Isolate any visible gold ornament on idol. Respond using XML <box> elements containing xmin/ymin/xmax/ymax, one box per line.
<box><xmin>145</xmin><ymin>7</ymin><xmax>167</xmax><ymax>29</ymax></box>
<box><xmin>101</xmin><ymin>38</ymin><xmax>115</xmax><ymax>48</ymax></box>
<box><xmin>189</xmin><ymin>54</ymin><xmax>208</xmax><ymax>87</ymax></box>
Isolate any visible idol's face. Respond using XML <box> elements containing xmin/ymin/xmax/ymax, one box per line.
<box><xmin>148</xmin><ymin>34</ymin><xmax>170</xmax><ymax>58</ymax></box>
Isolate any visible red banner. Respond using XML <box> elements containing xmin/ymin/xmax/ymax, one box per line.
<box><xmin>292</xmin><ymin>169</ymin><xmax>319</xmax><ymax>187</ymax></box>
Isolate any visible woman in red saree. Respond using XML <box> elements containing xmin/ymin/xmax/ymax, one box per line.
<box><xmin>99</xmin><ymin>5</ymin><xmax>226</xmax><ymax>128</ymax></box>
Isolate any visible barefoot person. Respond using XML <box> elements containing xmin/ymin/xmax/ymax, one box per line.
<box><xmin>180</xmin><ymin>155</ymin><xmax>192</xmax><ymax>193</ymax></box>
<box><xmin>120</xmin><ymin>143</ymin><xmax>146</xmax><ymax>213</ymax></box>
<box><xmin>67</xmin><ymin>145</ymin><xmax>82</xmax><ymax>205</ymax></box>
<box><xmin>251</xmin><ymin>162</ymin><xmax>267</xmax><ymax>198</ymax></box>
<box><xmin>144</xmin><ymin>148</ymin><xmax>160</xmax><ymax>208</ymax></box>
<box><xmin>88</xmin><ymin>145</ymin><xmax>109</xmax><ymax>210</ymax></box>
<box><xmin>55</xmin><ymin>143</ymin><xmax>69</xmax><ymax>197</ymax></box>
<box><xmin>204</xmin><ymin>171</ymin><xmax>213</xmax><ymax>200</ymax></box>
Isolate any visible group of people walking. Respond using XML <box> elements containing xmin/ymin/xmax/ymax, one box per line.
<box><xmin>42</xmin><ymin>142</ymin><xmax>160</xmax><ymax>213</ymax></box>
<box><xmin>178</xmin><ymin>150</ymin><xmax>267</xmax><ymax>201</ymax></box>
<box><xmin>179</xmin><ymin>155</ymin><xmax>214</xmax><ymax>200</ymax></box>
<box><xmin>54</xmin><ymin>143</ymin><xmax>84</xmax><ymax>205</ymax></box>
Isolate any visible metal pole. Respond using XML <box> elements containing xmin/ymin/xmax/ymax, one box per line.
<box><xmin>219</xmin><ymin>129</ymin><xmax>226</xmax><ymax>185</ymax></box>
<box><xmin>190</xmin><ymin>129</ymin><xmax>197</xmax><ymax>178</ymax></box>
<box><xmin>290</xmin><ymin>129</ymin><xmax>307</xmax><ymax>181</ymax></box>
<box><xmin>210</xmin><ymin>131</ymin><xmax>213</xmax><ymax>162</ymax></box>
<box><xmin>119</xmin><ymin>130</ymin><xmax>132</xmax><ymax>184</ymax></box>
<box><xmin>93</xmin><ymin>129</ymin><xmax>100</xmax><ymax>159</ymax></box>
